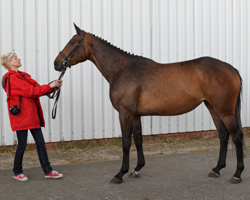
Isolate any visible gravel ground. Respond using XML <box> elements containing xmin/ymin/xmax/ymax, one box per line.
<box><xmin>0</xmin><ymin>135</ymin><xmax>249</xmax><ymax>170</ymax></box>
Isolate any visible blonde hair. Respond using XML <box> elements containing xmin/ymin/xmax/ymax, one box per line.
<box><xmin>1</xmin><ymin>51</ymin><xmax>17</xmax><ymax>70</ymax></box>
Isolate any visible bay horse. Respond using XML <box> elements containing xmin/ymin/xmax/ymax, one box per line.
<box><xmin>54</xmin><ymin>24</ymin><xmax>244</xmax><ymax>184</ymax></box>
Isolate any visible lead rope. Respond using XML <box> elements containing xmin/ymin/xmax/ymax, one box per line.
<box><xmin>47</xmin><ymin>66</ymin><xmax>68</xmax><ymax>119</ymax></box>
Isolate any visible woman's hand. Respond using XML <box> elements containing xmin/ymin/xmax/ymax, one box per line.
<box><xmin>49</xmin><ymin>80</ymin><xmax>63</xmax><ymax>88</ymax></box>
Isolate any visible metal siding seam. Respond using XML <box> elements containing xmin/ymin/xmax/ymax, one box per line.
<box><xmin>2</xmin><ymin>0</ymin><xmax>15</xmax><ymax>145</ymax></box>
<box><xmin>203</xmin><ymin>0</ymin><xmax>211</xmax><ymax>131</ymax></box>
<box><xmin>92</xmin><ymin>0</ymin><xmax>103</xmax><ymax>139</ymax></box>
<box><xmin>226</xmin><ymin>0</ymin><xmax>233</xmax><ymax>65</ymax></box>
<box><xmin>0</xmin><ymin>0</ymin><xmax>3</xmax><ymax>145</ymax></box>
<box><xmin>141</xmin><ymin>0</ymin><xmax>152</xmax><ymax>135</ymax></box>
<box><xmin>61</xmin><ymin>0</ymin><xmax>72</xmax><ymax>142</ymax></box>
<box><xmin>39</xmin><ymin>0</ymin><xmax>50</xmax><ymax>142</ymax></box>
<box><xmin>69</xmin><ymin>0</ymin><xmax>74</xmax><ymax>141</ymax></box>
<box><xmin>169</xmin><ymin>0</ymin><xmax>178</xmax><ymax>133</ymax></box>
<box><xmin>151</xmin><ymin>0</ymin><xmax>160</xmax><ymax>135</ymax></box>
<box><xmin>82</xmin><ymin>0</ymin><xmax>94</xmax><ymax>140</ymax></box>
<box><xmin>158</xmin><ymin>0</ymin><xmax>163</xmax><ymax>134</ymax></box>
<box><xmin>80</xmin><ymin>0</ymin><xmax>84</xmax><ymax>140</ymax></box>
<box><xmin>160</xmin><ymin>0</ymin><xmax>169</xmax><ymax>134</ymax></box>
<box><xmin>247</xmin><ymin>0</ymin><xmax>250</xmax><ymax>127</ymax></box>
<box><xmin>178</xmin><ymin>0</ymin><xmax>187</xmax><ymax>133</ymax></box>
<box><xmin>193</xmin><ymin>0</ymin><xmax>203</xmax><ymax>131</ymax></box>
<box><xmin>186</xmin><ymin>0</ymin><xmax>195</xmax><ymax>132</ymax></box>
<box><xmin>71</xmin><ymin>0</ymin><xmax>82</xmax><ymax>141</ymax></box>
<box><xmin>12</xmin><ymin>0</ymin><xmax>17</xmax><ymax>144</ymax></box>
<box><xmin>49</xmin><ymin>0</ymin><xmax>61</xmax><ymax>142</ymax></box>
<box><xmin>240</xmin><ymin>0</ymin><xmax>248</xmax><ymax>127</ymax></box>
<box><xmin>103</xmin><ymin>0</ymin><xmax>113</xmax><ymax>139</ymax></box>
<box><xmin>46</xmin><ymin>0</ymin><xmax>52</xmax><ymax>143</ymax></box>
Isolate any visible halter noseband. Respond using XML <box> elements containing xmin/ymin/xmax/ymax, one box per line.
<box><xmin>59</xmin><ymin>32</ymin><xmax>86</xmax><ymax>69</ymax></box>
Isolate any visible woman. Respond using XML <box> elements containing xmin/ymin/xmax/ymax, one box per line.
<box><xmin>1</xmin><ymin>51</ymin><xmax>63</xmax><ymax>181</ymax></box>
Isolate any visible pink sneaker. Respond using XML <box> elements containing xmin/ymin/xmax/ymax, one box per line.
<box><xmin>14</xmin><ymin>174</ymin><xmax>28</xmax><ymax>182</ymax></box>
<box><xmin>44</xmin><ymin>170</ymin><xmax>63</xmax><ymax>179</ymax></box>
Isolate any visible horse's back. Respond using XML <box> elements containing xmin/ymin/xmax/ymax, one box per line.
<box><xmin>138</xmin><ymin>56</ymin><xmax>241</xmax><ymax>97</ymax></box>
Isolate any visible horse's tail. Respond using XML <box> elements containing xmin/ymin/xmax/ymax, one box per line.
<box><xmin>235</xmin><ymin>71</ymin><xmax>242</xmax><ymax>131</ymax></box>
<box><xmin>234</xmin><ymin>71</ymin><xmax>246</xmax><ymax>156</ymax></box>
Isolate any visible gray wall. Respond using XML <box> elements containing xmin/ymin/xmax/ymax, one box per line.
<box><xmin>0</xmin><ymin>0</ymin><xmax>249</xmax><ymax>145</ymax></box>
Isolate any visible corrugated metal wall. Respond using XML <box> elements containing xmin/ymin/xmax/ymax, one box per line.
<box><xmin>0</xmin><ymin>0</ymin><xmax>250</xmax><ymax>146</ymax></box>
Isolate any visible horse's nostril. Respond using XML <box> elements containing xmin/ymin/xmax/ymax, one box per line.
<box><xmin>54</xmin><ymin>61</ymin><xmax>58</xmax><ymax>66</ymax></box>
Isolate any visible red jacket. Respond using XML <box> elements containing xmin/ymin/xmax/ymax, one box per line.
<box><xmin>3</xmin><ymin>70</ymin><xmax>54</xmax><ymax>131</ymax></box>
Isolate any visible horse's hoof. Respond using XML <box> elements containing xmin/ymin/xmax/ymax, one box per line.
<box><xmin>208</xmin><ymin>171</ymin><xmax>220</xmax><ymax>178</ymax></box>
<box><xmin>129</xmin><ymin>170</ymin><xmax>141</xmax><ymax>178</ymax></box>
<box><xmin>110</xmin><ymin>177</ymin><xmax>123</xmax><ymax>184</ymax></box>
<box><xmin>230</xmin><ymin>177</ymin><xmax>242</xmax><ymax>184</ymax></box>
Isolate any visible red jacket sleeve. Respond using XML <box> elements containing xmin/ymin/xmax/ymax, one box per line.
<box><xmin>9</xmin><ymin>75</ymin><xmax>54</xmax><ymax>98</ymax></box>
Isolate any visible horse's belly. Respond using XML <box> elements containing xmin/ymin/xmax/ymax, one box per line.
<box><xmin>137</xmin><ymin>93</ymin><xmax>203</xmax><ymax>116</ymax></box>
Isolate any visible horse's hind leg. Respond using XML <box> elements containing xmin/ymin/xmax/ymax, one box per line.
<box><xmin>205</xmin><ymin>102</ymin><xmax>230</xmax><ymax>178</ymax></box>
<box><xmin>129</xmin><ymin>116</ymin><xmax>145</xmax><ymax>178</ymax></box>
<box><xmin>207</xmin><ymin>101</ymin><xmax>244</xmax><ymax>183</ymax></box>
<box><xmin>220</xmin><ymin>115</ymin><xmax>244</xmax><ymax>183</ymax></box>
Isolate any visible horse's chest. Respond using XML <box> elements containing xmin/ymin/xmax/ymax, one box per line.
<box><xmin>109</xmin><ymin>85</ymin><xmax>140</xmax><ymax>112</ymax></box>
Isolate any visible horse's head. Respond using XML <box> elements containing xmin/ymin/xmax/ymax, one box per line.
<box><xmin>54</xmin><ymin>23</ymin><xmax>88</xmax><ymax>71</ymax></box>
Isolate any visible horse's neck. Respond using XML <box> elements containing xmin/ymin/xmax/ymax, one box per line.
<box><xmin>88</xmin><ymin>36</ymin><xmax>130</xmax><ymax>84</ymax></box>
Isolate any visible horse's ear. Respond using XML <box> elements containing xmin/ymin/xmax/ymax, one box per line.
<box><xmin>74</xmin><ymin>23</ymin><xmax>82</xmax><ymax>35</ymax></box>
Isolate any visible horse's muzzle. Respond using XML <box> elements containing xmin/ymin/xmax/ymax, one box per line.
<box><xmin>54</xmin><ymin>61</ymin><xmax>63</xmax><ymax>72</ymax></box>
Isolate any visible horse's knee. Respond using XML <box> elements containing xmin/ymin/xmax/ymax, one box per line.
<box><xmin>218</xmin><ymin>130</ymin><xmax>229</xmax><ymax>141</ymax></box>
<box><xmin>133</xmin><ymin>132</ymin><xmax>142</xmax><ymax>143</ymax></box>
<box><xmin>134</xmin><ymin>140</ymin><xmax>142</xmax><ymax>148</ymax></box>
<box><xmin>219</xmin><ymin>137</ymin><xmax>229</xmax><ymax>147</ymax></box>
<box><xmin>122</xmin><ymin>139</ymin><xmax>131</xmax><ymax>153</ymax></box>
<box><xmin>232</xmin><ymin>132</ymin><xmax>243</xmax><ymax>147</ymax></box>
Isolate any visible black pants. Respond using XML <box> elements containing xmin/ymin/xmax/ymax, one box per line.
<box><xmin>13</xmin><ymin>128</ymin><xmax>53</xmax><ymax>175</ymax></box>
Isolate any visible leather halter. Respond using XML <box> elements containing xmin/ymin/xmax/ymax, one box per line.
<box><xmin>59</xmin><ymin>32</ymin><xmax>86</xmax><ymax>69</ymax></box>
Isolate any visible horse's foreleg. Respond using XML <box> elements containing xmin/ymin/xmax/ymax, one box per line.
<box><xmin>129</xmin><ymin>116</ymin><xmax>145</xmax><ymax>178</ymax></box>
<box><xmin>110</xmin><ymin>112</ymin><xmax>134</xmax><ymax>184</ymax></box>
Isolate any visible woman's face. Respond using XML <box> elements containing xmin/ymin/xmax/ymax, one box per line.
<box><xmin>8</xmin><ymin>55</ymin><xmax>22</xmax><ymax>68</ymax></box>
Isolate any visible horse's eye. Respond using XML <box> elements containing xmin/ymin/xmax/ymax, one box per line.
<box><xmin>69</xmin><ymin>41</ymin><xmax>75</xmax><ymax>45</ymax></box>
